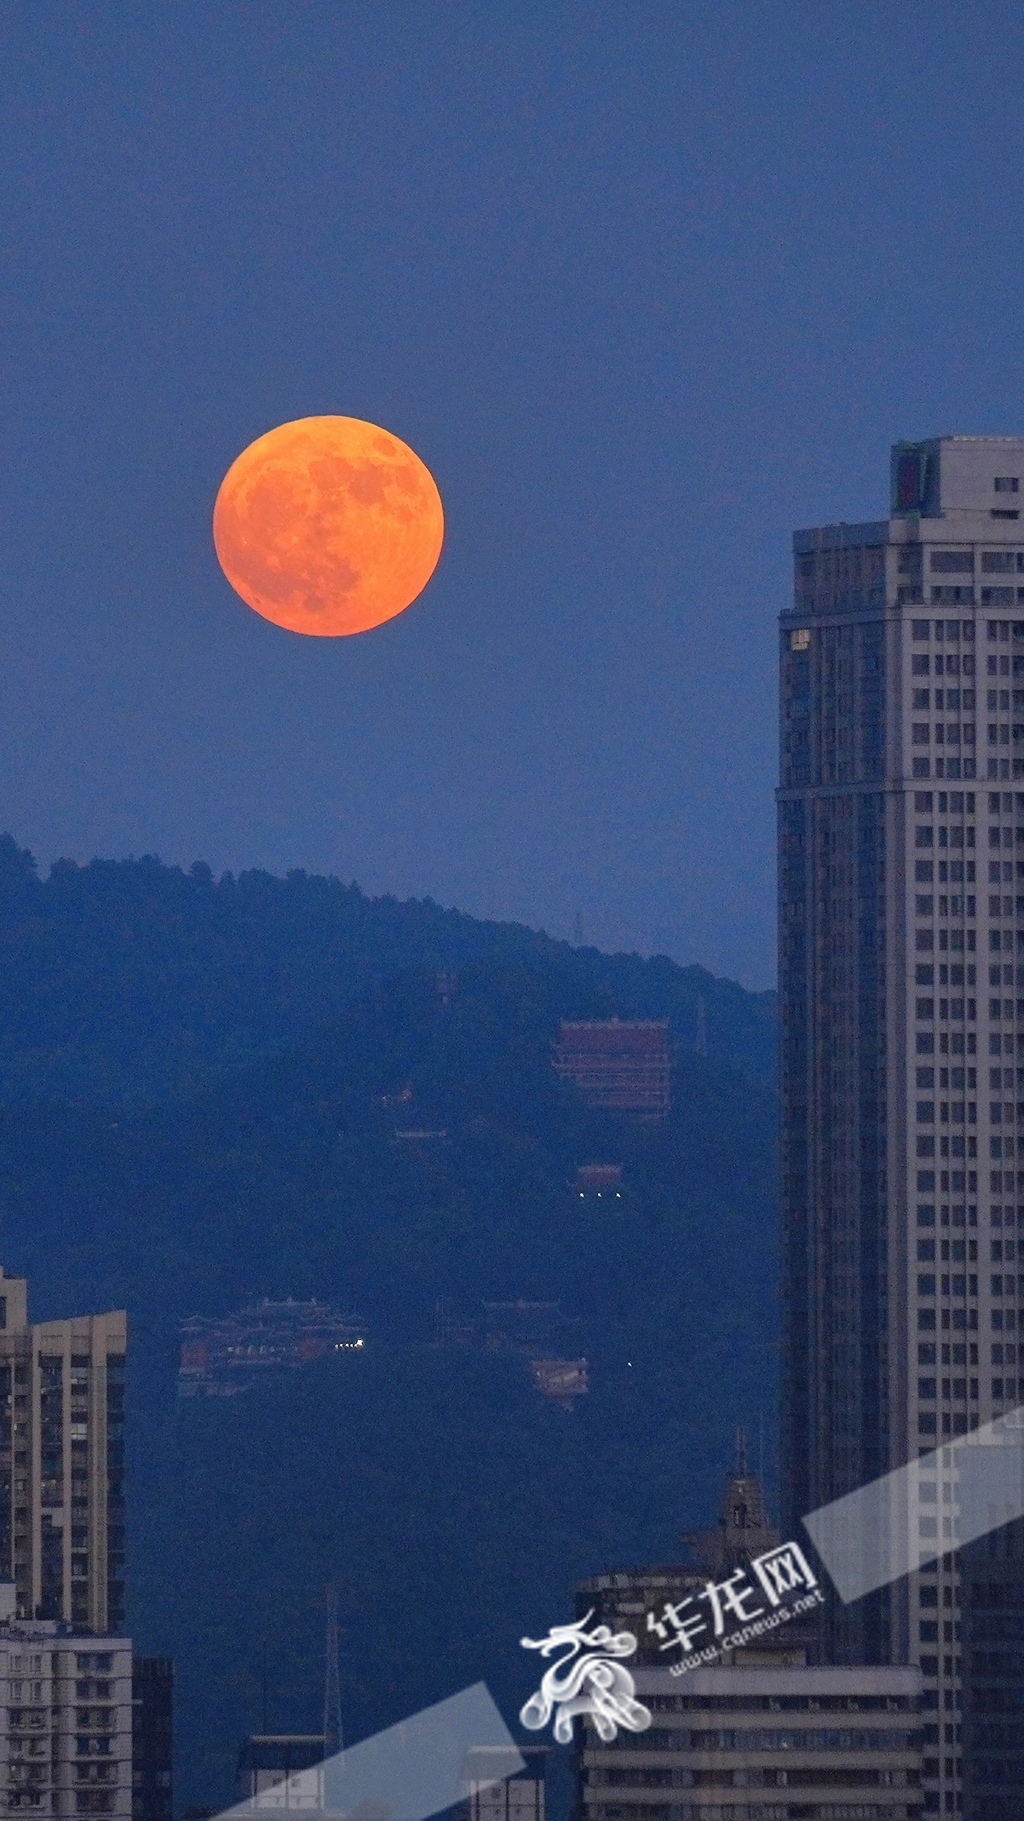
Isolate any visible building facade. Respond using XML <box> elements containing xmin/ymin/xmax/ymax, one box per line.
<box><xmin>575</xmin><ymin>1459</ymin><xmax>922</xmax><ymax>1819</ymax></box>
<box><xmin>0</xmin><ymin>1270</ymin><xmax>126</xmax><ymax>1632</ymax></box>
<box><xmin>0</xmin><ymin>1598</ymin><xmax>132</xmax><ymax>1818</ymax></box>
<box><xmin>578</xmin><ymin>1662</ymin><xmax>923</xmax><ymax>1821</ymax></box>
<box><xmin>779</xmin><ymin>437</ymin><xmax>1024</xmax><ymax>1814</ymax></box>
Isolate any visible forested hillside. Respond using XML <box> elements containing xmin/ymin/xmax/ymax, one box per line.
<box><xmin>0</xmin><ymin>839</ymin><xmax>779</xmax><ymax>1808</ymax></box>
<box><xmin>0</xmin><ymin>836</ymin><xmax>775</xmax><ymax>1102</ymax></box>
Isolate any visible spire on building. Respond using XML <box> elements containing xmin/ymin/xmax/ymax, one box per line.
<box><xmin>683</xmin><ymin>1444</ymin><xmax>779</xmax><ymax>1575</ymax></box>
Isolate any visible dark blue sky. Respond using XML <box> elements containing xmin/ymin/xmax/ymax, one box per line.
<box><xmin>1</xmin><ymin>3</ymin><xmax>1022</xmax><ymax>986</ymax></box>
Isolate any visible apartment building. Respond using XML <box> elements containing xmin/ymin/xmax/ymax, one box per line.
<box><xmin>0</xmin><ymin>1591</ymin><xmax>132</xmax><ymax>1817</ymax></box>
<box><xmin>780</xmin><ymin>436</ymin><xmax>1024</xmax><ymax>1815</ymax></box>
<box><xmin>0</xmin><ymin>1269</ymin><xmax>126</xmax><ymax>1633</ymax></box>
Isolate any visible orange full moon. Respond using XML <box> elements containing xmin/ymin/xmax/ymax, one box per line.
<box><xmin>212</xmin><ymin>416</ymin><xmax>444</xmax><ymax>637</ymax></box>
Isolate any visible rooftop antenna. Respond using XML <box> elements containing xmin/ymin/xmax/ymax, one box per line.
<box><xmin>735</xmin><ymin>1425</ymin><xmax>748</xmax><ymax>1476</ymax></box>
<box><xmin>323</xmin><ymin>1583</ymin><xmax>342</xmax><ymax>1761</ymax></box>
<box><xmin>695</xmin><ymin>998</ymin><xmax>707</xmax><ymax>1058</ymax></box>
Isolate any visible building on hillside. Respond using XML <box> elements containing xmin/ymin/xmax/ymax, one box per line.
<box><xmin>132</xmin><ymin>1657</ymin><xmax>172</xmax><ymax>1821</ymax></box>
<box><xmin>573</xmin><ymin>1165</ymin><xmax>625</xmax><ymax>1203</ymax></box>
<box><xmin>528</xmin><ymin>1359</ymin><xmax>589</xmax><ymax>1407</ymax></box>
<box><xmin>479</xmin><ymin>1301</ymin><xmax>580</xmax><ymax>1356</ymax></box>
<box><xmin>432</xmin><ymin>1301</ymin><xmax>587</xmax><ymax>1403</ymax></box>
<box><xmin>0</xmin><ymin>1585</ymin><xmax>133</xmax><ymax>1817</ymax></box>
<box><xmin>0</xmin><ymin>1267</ymin><xmax>126</xmax><ymax>1631</ymax></box>
<box><xmin>574</xmin><ymin>1458</ymin><xmax>923</xmax><ymax>1820</ymax></box>
<box><xmin>779</xmin><ymin>435</ymin><xmax>1024</xmax><ymax>1815</ymax></box>
<box><xmin>177</xmin><ymin>1299</ymin><xmax>366</xmax><ymax>1397</ymax></box>
<box><xmin>553</xmin><ymin>1021</ymin><xmax>672</xmax><ymax>1116</ymax></box>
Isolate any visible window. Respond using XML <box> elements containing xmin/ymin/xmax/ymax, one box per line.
<box><xmin>983</xmin><ymin>551</ymin><xmax>1017</xmax><ymax>572</ymax></box>
<box><xmin>913</xmin><ymin>620</ymin><xmax>930</xmax><ymax>640</ymax></box>
<box><xmin>995</xmin><ymin>477</ymin><xmax>1020</xmax><ymax>493</ymax></box>
<box><xmin>789</xmin><ymin>628</ymin><xmax>810</xmax><ymax>651</ymax></box>
<box><xmin>932</xmin><ymin>551</ymin><xmax>974</xmax><ymax>572</ymax></box>
<box><xmin>933</xmin><ymin>586</ymin><xmax>975</xmax><ymax>604</ymax></box>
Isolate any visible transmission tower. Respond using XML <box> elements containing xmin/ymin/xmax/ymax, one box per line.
<box><xmin>323</xmin><ymin>1582</ymin><xmax>342</xmax><ymax>1760</ymax></box>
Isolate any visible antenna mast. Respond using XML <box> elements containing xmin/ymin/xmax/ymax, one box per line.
<box><xmin>323</xmin><ymin>1582</ymin><xmax>342</xmax><ymax>1760</ymax></box>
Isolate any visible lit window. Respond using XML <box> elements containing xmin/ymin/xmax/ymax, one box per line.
<box><xmin>789</xmin><ymin>628</ymin><xmax>810</xmax><ymax>651</ymax></box>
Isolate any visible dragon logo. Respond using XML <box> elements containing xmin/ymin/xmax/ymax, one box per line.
<box><xmin>518</xmin><ymin>1613</ymin><xmax>652</xmax><ymax>1743</ymax></box>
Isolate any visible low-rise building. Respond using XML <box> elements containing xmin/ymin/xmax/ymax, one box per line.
<box><xmin>236</xmin><ymin>1734</ymin><xmax>326</xmax><ymax>1810</ymax></box>
<box><xmin>464</xmin><ymin>1745</ymin><xmax>547</xmax><ymax>1821</ymax></box>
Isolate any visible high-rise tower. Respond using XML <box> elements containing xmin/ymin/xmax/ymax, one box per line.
<box><xmin>780</xmin><ymin>436</ymin><xmax>1024</xmax><ymax>1817</ymax></box>
<box><xmin>0</xmin><ymin>1267</ymin><xmax>126</xmax><ymax>1631</ymax></box>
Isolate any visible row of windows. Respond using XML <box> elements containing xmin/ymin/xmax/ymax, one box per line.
<box><xmin>913</xmin><ymin>758</ymin><xmax>976</xmax><ymax>778</ymax></box>
<box><xmin>908</xmin><ymin>589</ymin><xmax>1024</xmax><ymax>606</ymax></box>
<box><xmin>915</xmin><ymin>936</ymin><xmax>977</xmax><ymax>958</ymax></box>
<box><xmin>914</xmin><ymin>821</ymin><xmax>980</xmax><ymax>845</ymax></box>
<box><xmin>918</xmin><ymin>1240</ymin><xmax>978</xmax><ymax>1261</ymax></box>
<box><xmin>917</xmin><ymin>1170</ymin><xmax>978</xmax><ymax>1192</ymax></box>
<box><xmin>918</xmin><ymin>1378</ymin><xmax>998</xmax><ymax>1400</ymax></box>
<box><xmin>915</xmin><ymin>865</ymin><xmax>976</xmax><ymax>884</ymax></box>
<box><xmin>926</xmin><ymin>550</ymin><xmax>1024</xmax><ymax>574</ymax></box>
<box><xmin>597</xmin><ymin>1724</ymin><xmax>918</xmax><ymax>1751</ymax></box>
<box><xmin>917</xmin><ymin>1273</ymin><xmax>980</xmax><ymax>1296</ymax></box>
<box><xmin>912</xmin><ymin>652</ymin><xmax>974</xmax><ymax>674</ymax></box>
<box><xmin>913</xmin><ymin>690</ymin><xmax>976</xmax><ymax>709</ymax></box>
<box><xmin>914</xmin><ymin>618</ymin><xmax>978</xmax><ymax>637</ymax></box>
<box><xmin>910</xmin><ymin>653</ymin><xmax>1024</xmax><ymax>680</ymax></box>
<box><xmin>915</xmin><ymin>999</ymin><xmax>979</xmax><ymax>1019</ymax></box>
<box><xmin>918</xmin><ymin>1343</ymin><xmax>976</xmax><ymax>1364</ymax></box>
<box><xmin>914</xmin><ymin>617</ymin><xmax>1024</xmax><ymax>639</ymax></box>
<box><xmin>916</xmin><ymin>1072</ymin><xmax>977</xmax><ymax>1092</ymax></box>
<box><xmin>916</xmin><ymin>1139</ymin><xmax>979</xmax><ymax>1163</ymax></box>
<box><xmin>913</xmin><ymin>724</ymin><xmax>976</xmax><ymax>743</ymax></box>
<box><xmin>916</xmin><ymin>897</ymin><xmax>978</xmax><ymax>915</ymax></box>
<box><xmin>918</xmin><ymin>1269</ymin><xmax>1024</xmax><ymax>1297</ymax></box>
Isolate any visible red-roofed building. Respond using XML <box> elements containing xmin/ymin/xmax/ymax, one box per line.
<box><xmin>553</xmin><ymin>1018</ymin><xmax>671</xmax><ymax>1114</ymax></box>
